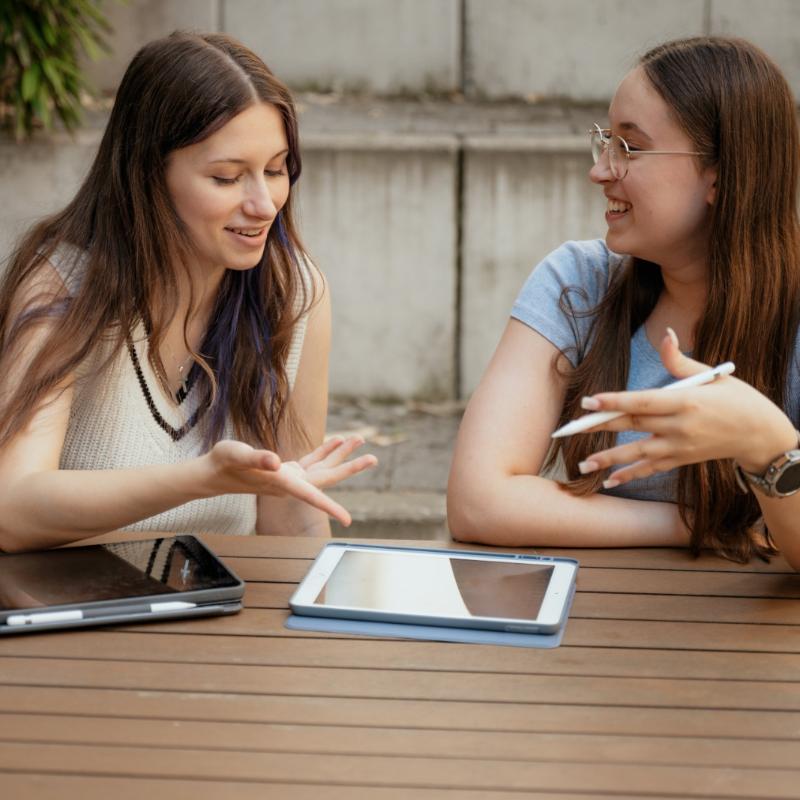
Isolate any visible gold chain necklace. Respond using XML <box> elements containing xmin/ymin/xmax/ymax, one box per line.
<box><xmin>159</xmin><ymin>339</ymin><xmax>194</xmax><ymax>397</ymax></box>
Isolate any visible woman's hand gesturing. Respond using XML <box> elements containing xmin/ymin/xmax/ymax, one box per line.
<box><xmin>202</xmin><ymin>436</ymin><xmax>377</xmax><ymax>525</ymax></box>
<box><xmin>576</xmin><ymin>328</ymin><xmax>798</xmax><ymax>489</ymax></box>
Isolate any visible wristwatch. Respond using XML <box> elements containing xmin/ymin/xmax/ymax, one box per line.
<box><xmin>735</xmin><ymin>432</ymin><xmax>800</xmax><ymax>498</ymax></box>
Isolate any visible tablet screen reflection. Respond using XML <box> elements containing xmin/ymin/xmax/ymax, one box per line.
<box><xmin>314</xmin><ymin>550</ymin><xmax>554</xmax><ymax>621</ymax></box>
<box><xmin>0</xmin><ymin>537</ymin><xmax>237</xmax><ymax>610</ymax></box>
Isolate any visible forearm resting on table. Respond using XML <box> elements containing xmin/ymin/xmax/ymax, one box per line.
<box><xmin>758</xmin><ymin>496</ymin><xmax>800</xmax><ymax>570</ymax></box>
<box><xmin>0</xmin><ymin>460</ymin><xmax>211</xmax><ymax>552</ymax></box>
<box><xmin>448</xmin><ymin>473</ymin><xmax>689</xmax><ymax>548</ymax></box>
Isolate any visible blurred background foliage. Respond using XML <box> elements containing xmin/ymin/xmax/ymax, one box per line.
<box><xmin>0</xmin><ymin>0</ymin><xmax>113</xmax><ymax>140</ymax></box>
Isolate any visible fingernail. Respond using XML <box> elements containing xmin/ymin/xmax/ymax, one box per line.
<box><xmin>578</xmin><ymin>460</ymin><xmax>599</xmax><ymax>475</ymax></box>
<box><xmin>603</xmin><ymin>478</ymin><xmax>620</xmax><ymax>489</ymax></box>
<box><xmin>665</xmin><ymin>327</ymin><xmax>679</xmax><ymax>348</ymax></box>
<box><xmin>581</xmin><ymin>396</ymin><xmax>601</xmax><ymax>410</ymax></box>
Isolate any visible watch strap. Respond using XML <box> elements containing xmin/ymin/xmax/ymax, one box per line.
<box><xmin>735</xmin><ymin>430</ymin><xmax>800</xmax><ymax>498</ymax></box>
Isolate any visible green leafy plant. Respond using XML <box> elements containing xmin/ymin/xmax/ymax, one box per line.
<box><xmin>0</xmin><ymin>0</ymin><xmax>112</xmax><ymax>140</ymax></box>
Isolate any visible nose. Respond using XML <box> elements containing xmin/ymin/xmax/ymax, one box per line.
<box><xmin>242</xmin><ymin>176</ymin><xmax>278</xmax><ymax>221</ymax></box>
<box><xmin>589</xmin><ymin>146</ymin><xmax>615</xmax><ymax>185</ymax></box>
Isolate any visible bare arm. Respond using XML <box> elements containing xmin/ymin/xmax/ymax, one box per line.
<box><xmin>0</xmin><ymin>382</ymin><xmax>363</xmax><ymax>552</ymax></box>
<box><xmin>0</xmin><ymin>266</ymin><xmax>373</xmax><ymax>552</ymax></box>
<box><xmin>447</xmin><ymin>320</ymin><xmax>689</xmax><ymax>547</ymax></box>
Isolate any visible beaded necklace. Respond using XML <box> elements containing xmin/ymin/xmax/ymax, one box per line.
<box><xmin>126</xmin><ymin>336</ymin><xmax>206</xmax><ymax>442</ymax></box>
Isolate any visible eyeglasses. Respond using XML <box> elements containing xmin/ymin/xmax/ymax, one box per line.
<box><xmin>589</xmin><ymin>123</ymin><xmax>708</xmax><ymax>180</ymax></box>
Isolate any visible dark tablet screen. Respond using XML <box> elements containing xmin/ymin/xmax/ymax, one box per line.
<box><xmin>0</xmin><ymin>536</ymin><xmax>239</xmax><ymax>611</ymax></box>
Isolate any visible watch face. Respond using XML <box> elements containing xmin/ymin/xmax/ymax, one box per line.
<box><xmin>775</xmin><ymin>459</ymin><xmax>800</xmax><ymax>495</ymax></box>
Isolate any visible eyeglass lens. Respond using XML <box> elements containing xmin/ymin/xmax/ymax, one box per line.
<box><xmin>591</xmin><ymin>131</ymin><xmax>628</xmax><ymax>179</ymax></box>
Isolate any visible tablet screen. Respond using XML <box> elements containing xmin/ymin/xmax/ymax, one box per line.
<box><xmin>313</xmin><ymin>550</ymin><xmax>555</xmax><ymax>621</ymax></box>
<box><xmin>0</xmin><ymin>537</ymin><xmax>239</xmax><ymax>611</ymax></box>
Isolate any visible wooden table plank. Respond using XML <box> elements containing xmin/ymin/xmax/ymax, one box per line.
<box><xmin>102</xmin><ymin>607</ymin><xmax>800</xmax><ymax>652</ymax></box>
<box><xmin>78</xmin><ymin>531</ymin><xmax>796</xmax><ymax>572</ymax></box>
<box><xmin>227</xmin><ymin>557</ymin><xmax>310</xmax><ymax>582</ymax></box>
<box><xmin>1</xmin><ymin>685</ymin><xmax>798</xmax><ymax>740</ymax></box>
<box><xmin>561</xmin><ymin>618</ymin><xmax>800</xmax><ymax>651</ymax></box>
<box><xmin>4</xmin><ymin>631</ymin><xmax>800</xmax><ymax>681</ymax></box>
<box><xmin>576</xmin><ymin>568</ymin><xmax>800</xmax><ymax>598</ymax></box>
<box><xmin>3</xmin><ymin>712</ymin><xmax>800</xmax><ymax>769</ymax></box>
<box><xmin>569</xmin><ymin>593</ymin><xmax>800</xmax><ymax>624</ymax></box>
<box><xmin>1</xmin><ymin>656</ymin><xmax>798</xmax><ymax>711</ymax></box>
<box><xmin>0</xmin><ymin>774</ymin><xmax>701</xmax><ymax>800</ymax></box>
<box><xmin>2</xmin><ymin>742</ymin><xmax>799</xmax><ymax>798</ymax></box>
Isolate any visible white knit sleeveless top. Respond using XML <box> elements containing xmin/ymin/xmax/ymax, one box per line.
<box><xmin>51</xmin><ymin>246</ymin><xmax>309</xmax><ymax>536</ymax></box>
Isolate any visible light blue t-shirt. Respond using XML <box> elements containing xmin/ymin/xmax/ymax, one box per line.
<box><xmin>511</xmin><ymin>239</ymin><xmax>800</xmax><ymax>503</ymax></box>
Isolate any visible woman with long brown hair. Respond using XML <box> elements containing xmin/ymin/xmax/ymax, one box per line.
<box><xmin>0</xmin><ymin>31</ymin><xmax>376</xmax><ymax>552</ymax></box>
<box><xmin>448</xmin><ymin>36</ymin><xmax>800</xmax><ymax>569</ymax></box>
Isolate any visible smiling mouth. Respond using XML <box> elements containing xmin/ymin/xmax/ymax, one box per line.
<box><xmin>225</xmin><ymin>226</ymin><xmax>266</xmax><ymax>237</ymax></box>
<box><xmin>607</xmin><ymin>199</ymin><xmax>632</xmax><ymax>214</ymax></box>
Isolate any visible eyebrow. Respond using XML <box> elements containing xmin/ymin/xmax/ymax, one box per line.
<box><xmin>208</xmin><ymin>149</ymin><xmax>290</xmax><ymax>165</ymax></box>
<box><xmin>616</xmin><ymin>122</ymin><xmax>653</xmax><ymax>143</ymax></box>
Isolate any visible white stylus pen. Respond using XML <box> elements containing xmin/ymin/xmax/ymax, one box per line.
<box><xmin>6</xmin><ymin>600</ymin><xmax>197</xmax><ymax>626</ymax></box>
<box><xmin>551</xmin><ymin>361</ymin><xmax>736</xmax><ymax>439</ymax></box>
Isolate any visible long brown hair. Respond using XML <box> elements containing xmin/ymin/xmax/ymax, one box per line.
<box><xmin>545</xmin><ymin>37</ymin><xmax>800</xmax><ymax>562</ymax></box>
<box><xmin>0</xmin><ymin>31</ymin><xmax>313</xmax><ymax>451</ymax></box>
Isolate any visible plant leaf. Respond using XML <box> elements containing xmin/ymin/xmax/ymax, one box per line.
<box><xmin>4</xmin><ymin>0</ymin><xmax>115</xmax><ymax>138</ymax></box>
<box><xmin>41</xmin><ymin>58</ymin><xmax>65</xmax><ymax>97</ymax></box>
<box><xmin>20</xmin><ymin>63</ymin><xmax>39</xmax><ymax>102</ymax></box>
<box><xmin>42</xmin><ymin>22</ymin><xmax>57</xmax><ymax>48</ymax></box>
<box><xmin>15</xmin><ymin>36</ymin><xmax>32</xmax><ymax>68</ymax></box>
<box><xmin>33</xmin><ymin>83</ymin><xmax>52</xmax><ymax>129</ymax></box>
<box><xmin>21</xmin><ymin>15</ymin><xmax>45</xmax><ymax>53</ymax></box>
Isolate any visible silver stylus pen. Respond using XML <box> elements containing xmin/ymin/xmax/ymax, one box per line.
<box><xmin>6</xmin><ymin>600</ymin><xmax>198</xmax><ymax>626</ymax></box>
<box><xmin>551</xmin><ymin>361</ymin><xmax>736</xmax><ymax>439</ymax></box>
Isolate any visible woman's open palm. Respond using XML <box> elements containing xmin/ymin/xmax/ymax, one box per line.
<box><xmin>206</xmin><ymin>436</ymin><xmax>377</xmax><ymax>525</ymax></box>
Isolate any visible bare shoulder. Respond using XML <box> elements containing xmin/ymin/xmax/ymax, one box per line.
<box><xmin>3</xmin><ymin>257</ymin><xmax>70</xmax><ymax>338</ymax></box>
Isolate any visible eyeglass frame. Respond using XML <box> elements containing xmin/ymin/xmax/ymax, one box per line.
<box><xmin>589</xmin><ymin>123</ymin><xmax>709</xmax><ymax>179</ymax></box>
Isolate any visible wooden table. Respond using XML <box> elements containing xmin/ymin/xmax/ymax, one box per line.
<box><xmin>1</xmin><ymin>534</ymin><xmax>799</xmax><ymax>799</ymax></box>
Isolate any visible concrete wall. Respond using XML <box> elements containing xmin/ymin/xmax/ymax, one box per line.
<box><xmin>466</xmin><ymin>0</ymin><xmax>706</xmax><ymax>101</ymax></box>
<box><xmin>710</xmin><ymin>0</ymin><xmax>800</xmax><ymax>90</ymax></box>
<box><xmin>0</xmin><ymin>132</ymin><xmax>96</xmax><ymax>263</ymax></box>
<box><xmin>226</xmin><ymin>0</ymin><xmax>461</xmax><ymax>95</ymax></box>
<box><xmin>84</xmin><ymin>0</ymin><xmax>461</xmax><ymax>96</ymax></box>
<box><xmin>83</xmin><ymin>0</ymin><xmax>218</xmax><ymax>92</ymax></box>
<box><xmin>85</xmin><ymin>0</ymin><xmax>800</xmax><ymax>100</ymax></box>
<box><xmin>460</xmin><ymin>138</ymin><xmax>607</xmax><ymax>394</ymax></box>
<box><xmin>298</xmin><ymin>136</ymin><xmax>459</xmax><ymax>400</ymax></box>
<box><xmin>5</xmin><ymin>0</ymin><xmax>800</xmax><ymax>399</ymax></box>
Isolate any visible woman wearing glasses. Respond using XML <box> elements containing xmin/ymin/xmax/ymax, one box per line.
<box><xmin>448</xmin><ymin>37</ymin><xmax>800</xmax><ymax>569</ymax></box>
<box><xmin>0</xmin><ymin>32</ymin><xmax>376</xmax><ymax>552</ymax></box>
